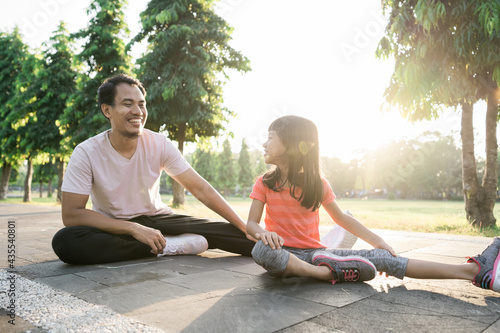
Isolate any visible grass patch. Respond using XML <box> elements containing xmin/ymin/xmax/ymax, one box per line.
<box><xmin>3</xmin><ymin>193</ymin><xmax>500</xmax><ymax>237</ymax></box>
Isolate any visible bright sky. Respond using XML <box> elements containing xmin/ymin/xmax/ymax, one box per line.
<box><xmin>2</xmin><ymin>0</ymin><xmax>493</xmax><ymax>161</ymax></box>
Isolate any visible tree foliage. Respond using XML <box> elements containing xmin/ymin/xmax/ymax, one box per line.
<box><xmin>0</xmin><ymin>29</ymin><xmax>34</xmax><ymax>200</ymax></box>
<box><xmin>132</xmin><ymin>0</ymin><xmax>250</xmax><ymax>205</ymax></box>
<box><xmin>132</xmin><ymin>0</ymin><xmax>250</xmax><ymax>147</ymax></box>
<box><xmin>377</xmin><ymin>0</ymin><xmax>500</xmax><ymax>227</ymax></box>
<box><xmin>61</xmin><ymin>0</ymin><xmax>131</xmax><ymax>148</ymax></box>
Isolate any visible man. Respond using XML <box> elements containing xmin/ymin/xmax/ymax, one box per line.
<box><xmin>52</xmin><ymin>74</ymin><xmax>255</xmax><ymax>264</ymax></box>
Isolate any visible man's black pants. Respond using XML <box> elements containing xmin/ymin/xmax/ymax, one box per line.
<box><xmin>52</xmin><ymin>214</ymin><xmax>255</xmax><ymax>265</ymax></box>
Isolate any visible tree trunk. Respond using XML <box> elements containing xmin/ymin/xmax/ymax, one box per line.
<box><xmin>47</xmin><ymin>176</ymin><xmax>53</xmax><ymax>198</ymax></box>
<box><xmin>24</xmin><ymin>157</ymin><xmax>33</xmax><ymax>202</ymax></box>
<box><xmin>57</xmin><ymin>158</ymin><xmax>65</xmax><ymax>203</ymax></box>
<box><xmin>39</xmin><ymin>180</ymin><xmax>43</xmax><ymax>198</ymax></box>
<box><xmin>460</xmin><ymin>100</ymin><xmax>497</xmax><ymax>228</ymax></box>
<box><xmin>172</xmin><ymin>123</ymin><xmax>186</xmax><ymax>207</ymax></box>
<box><xmin>479</xmin><ymin>90</ymin><xmax>499</xmax><ymax>227</ymax></box>
<box><xmin>0</xmin><ymin>162</ymin><xmax>12</xmax><ymax>200</ymax></box>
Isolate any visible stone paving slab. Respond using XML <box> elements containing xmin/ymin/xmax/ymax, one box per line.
<box><xmin>309</xmin><ymin>294</ymin><xmax>494</xmax><ymax>332</ymax></box>
<box><xmin>1</xmin><ymin>203</ymin><xmax>500</xmax><ymax>332</ymax></box>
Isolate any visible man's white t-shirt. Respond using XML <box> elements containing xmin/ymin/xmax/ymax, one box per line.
<box><xmin>62</xmin><ymin>129</ymin><xmax>190</xmax><ymax>220</ymax></box>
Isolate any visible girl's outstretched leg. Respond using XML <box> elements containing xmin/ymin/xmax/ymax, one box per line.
<box><xmin>405</xmin><ymin>259</ymin><xmax>479</xmax><ymax>280</ymax></box>
<box><xmin>404</xmin><ymin>237</ymin><xmax>500</xmax><ymax>293</ymax></box>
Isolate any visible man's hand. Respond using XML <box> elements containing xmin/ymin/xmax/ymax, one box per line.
<box><xmin>246</xmin><ymin>233</ymin><xmax>258</xmax><ymax>242</ymax></box>
<box><xmin>129</xmin><ymin>223</ymin><xmax>166</xmax><ymax>255</ymax></box>
<box><xmin>255</xmin><ymin>231</ymin><xmax>284</xmax><ymax>250</ymax></box>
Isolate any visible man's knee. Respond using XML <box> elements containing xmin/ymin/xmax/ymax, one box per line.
<box><xmin>51</xmin><ymin>226</ymin><xmax>96</xmax><ymax>264</ymax></box>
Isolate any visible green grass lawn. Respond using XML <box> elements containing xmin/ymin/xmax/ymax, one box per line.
<box><xmin>3</xmin><ymin>192</ymin><xmax>500</xmax><ymax>237</ymax></box>
<box><xmin>165</xmin><ymin>195</ymin><xmax>500</xmax><ymax>237</ymax></box>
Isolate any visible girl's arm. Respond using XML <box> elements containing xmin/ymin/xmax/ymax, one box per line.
<box><xmin>246</xmin><ymin>199</ymin><xmax>284</xmax><ymax>250</ymax></box>
<box><xmin>323</xmin><ymin>200</ymin><xmax>396</xmax><ymax>256</ymax></box>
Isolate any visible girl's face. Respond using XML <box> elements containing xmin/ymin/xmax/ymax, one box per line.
<box><xmin>263</xmin><ymin>130</ymin><xmax>287</xmax><ymax>165</ymax></box>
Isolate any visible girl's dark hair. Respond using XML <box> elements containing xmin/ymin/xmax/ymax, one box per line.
<box><xmin>263</xmin><ymin>115</ymin><xmax>323</xmax><ymax>211</ymax></box>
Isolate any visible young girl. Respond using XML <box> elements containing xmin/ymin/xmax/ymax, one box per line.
<box><xmin>246</xmin><ymin>115</ymin><xmax>500</xmax><ymax>291</ymax></box>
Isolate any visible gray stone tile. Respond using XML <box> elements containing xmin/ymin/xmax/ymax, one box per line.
<box><xmin>370</xmin><ymin>283</ymin><xmax>500</xmax><ymax>324</ymax></box>
<box><xmin>261</xmin><ymin>275</ymin><xmax>403</xmax><ymax>308</ymax></box>
<box><xmin>128</xmin><ymin>289</ymin><xmax>334</xmax><ymax>333</ymax></box>
<box><xmin>35</xmin><ymin>274</ymin><xmax>104</xmax><ymax>294</ymax></box>
<box><xmin>483</xmin><ymin>318</ymin><xmax>500</xmax><ymax>333</ymax></box>
<box><xmin>312</xmin><ymin>296</ymin><xmax>492</xmax><ymax>332</ymax></box>
<box><xmin>15</xmin><ymin>260</ymin><xmax>103</xmax><ymax>279</ymax></box>
<box><xmin>78</xmin><ymin>279</ymin><xmax>197</xmax><ymax>314</ymax></box>
<box><xmin>402</xmin><ymin>278</ymin><xmax>500</xmax><ymax>311</ymax></box>
<box><xmin>278</xmin><ymin>321</ymin><xmax>345</xmax><ymax>333</ymax></box>
<box><xmin>225</xmin><ymin>262</ymin><xmax>271</xmax><ymax>276</ymax></box>
<box><xmin>75</xmin><ymin>260</ymin><xmax>183</xmax><ymax>287</ymax></box>
<box><xmin>160</xmin><ymin>269</ymin><xmax>272</xmax><ymax>293</ymax></box>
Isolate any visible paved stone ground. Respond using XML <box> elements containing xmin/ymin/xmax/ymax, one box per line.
<box><xmin>1</xmin><ymin>202</ymin><xmax>500</xmax><ymax>332</ymax></box>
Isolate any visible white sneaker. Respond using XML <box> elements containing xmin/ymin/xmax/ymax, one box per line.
<box><xmin>321</xmin><ymin>210</ymin><xmax>358</xmax><ymax>249</ymax></box>
<box><xmin>157</xmin><ymin>233</ymin><xmax>208</xmax><ymax>257</ymax></box>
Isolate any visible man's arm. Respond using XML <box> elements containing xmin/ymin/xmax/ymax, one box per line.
<box><xmin>172</xmin><ymin>167</ymin><xmax>254</xmax><ymax>240</ymax></box>
<box><xmin>61</xmin><ymin>192</ymin><xmax>166</xmax><ymax>254</ymax></box>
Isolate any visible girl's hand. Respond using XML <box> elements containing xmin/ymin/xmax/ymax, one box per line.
<box><xmin>374</xmin><ymin>240</ymin><xmax>397</xmax><ymax>257</ymax></box>
<box><xmin>255</xmin><ymin>231</ymin><xmax>284</xmax><ymax>250</ymax></box>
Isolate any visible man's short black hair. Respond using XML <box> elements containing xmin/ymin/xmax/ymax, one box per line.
<box><xmin>97</xmin><ymin>74</ymin><xmax>147</xmax><ymax>118</ymax></box>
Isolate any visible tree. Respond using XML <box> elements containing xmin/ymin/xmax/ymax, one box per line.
<box><xmin>21</xmin><ymin>22</ymin><xmax>77</xmax><ymax>203</ymax></box>
<box><xmin>0</xmin><ymin>29</ymin><xmax>28</xmax><ymax>200</ymax></box>
<box><xmin>5</xmin><ymin>36</ymin><xmax>42</xmax><ymax>202</ymax></box>
<box><xmin>38</xmin><ymin>22</ymin><xmax>77</xmax><ymax>202</ymax></box>
<box><xmin>216</xmin><ymin>138</ymin><xmax>236</xmax><ymax>197</ymax></box>
<box><xmin>377</xmin><ymin>0</ymin><xmax>500</xmax><ymax>227</ymax></box>
<box><xmin>192</xmin><ymin>139</ymin><xmax>215</xmax><ymax>183</ymax></box>
<box><xmin>238</xmin><ymin>139</ymin><xmax>253</xmax><ymax>198</ymax></box>
<box><xmin>132</xmin><ymin>0</ymin><xmax>250</xmax><ymax>206</ymax></box>
<box><xmin>61</xmin><ymin>0</ymin><xmax>131</xmax><ymax>148</ymax></box>
<box><xmin>34</xmin><ymin>161</ymin><xmax>58</xmax><ymax>198</ymax></box>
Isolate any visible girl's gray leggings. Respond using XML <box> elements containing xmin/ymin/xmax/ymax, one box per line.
<box><xmin>251</xmin><ymin>240</ymin><xmax>408</xmax><ymax>279</ymax></box>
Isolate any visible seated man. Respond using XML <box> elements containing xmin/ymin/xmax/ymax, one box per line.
<box><xmin>52</xmin><ymin>74</ymin><xmax>255</xmax><ymax>264</ymax></box>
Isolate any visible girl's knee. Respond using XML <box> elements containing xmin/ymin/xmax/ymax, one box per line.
<box><xmin>251</xmin><ymin>240</ymin><xmax>274</xmax><ymax>265</ymax></box>
<box><xmin>251</xmin><ymin>241</ymin><xmax>289</xmax><ymax>275</ymax></box>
